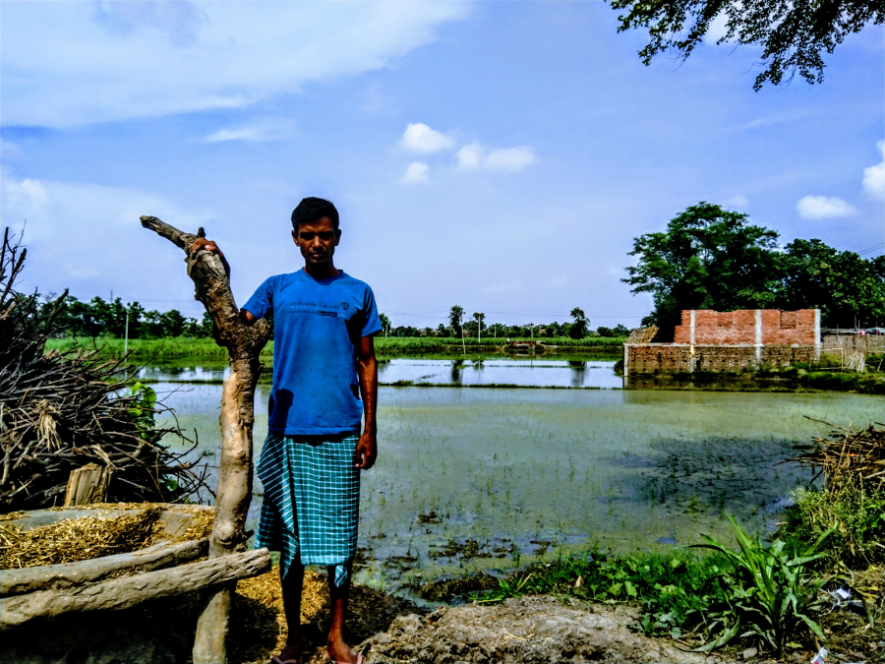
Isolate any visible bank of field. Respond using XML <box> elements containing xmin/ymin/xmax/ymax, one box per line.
<box><xmin>45</xmin><ymin>335</ymin><xmax>627</xmax><ymax>361</ymax></box>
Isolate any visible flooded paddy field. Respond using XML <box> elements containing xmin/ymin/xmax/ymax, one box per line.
<box><xmin>147</xmin><ymin>362</ymin><xmax>882</xmax><ymax>595</ymax></box>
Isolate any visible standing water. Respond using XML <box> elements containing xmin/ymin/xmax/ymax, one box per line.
<box><xmin>143</xmin><ymin>361</ymin><xmax>881</xmax><ymax>590</ymax></box>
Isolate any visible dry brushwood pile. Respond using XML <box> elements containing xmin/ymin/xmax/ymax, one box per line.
<box><xmin>0</xmin><ymin>504</ymin><xmax>215</xmax><ymax>570</ymax></box>
<box><xmin>797</xmin><ymin>418</ymin><xmax>885</xmax><ymax>491</ymax></box>
<box><xmin>0</xmin><ymin>228</ymin><xmax>209</xmax><ymax>511</ymax></box>
<box><xmin>625</xmin><ymin>325</ymin><xmax>659</xmax><ymax>345</ymax></box>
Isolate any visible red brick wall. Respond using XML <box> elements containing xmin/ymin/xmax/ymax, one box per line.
<box><xmin>626</xmin><ymin>344</ymin><xmax>816</xmax><ymax>374</ymax></box>
<box><xmin>672</xmin><ymin>309</ymin><xmax>817</xmax><ymax>346</ymax></box>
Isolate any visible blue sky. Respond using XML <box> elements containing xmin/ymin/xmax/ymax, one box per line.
<box><xmin>2</xmin><ymin>1</ymin><xmax>883</xmax><ymax>329</ymax></box>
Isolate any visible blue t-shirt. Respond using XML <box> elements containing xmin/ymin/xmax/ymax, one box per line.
<box><xmin>242</xmin><ymin>270</ymin><xmax>382</xmax><ymax>436</ymax></box>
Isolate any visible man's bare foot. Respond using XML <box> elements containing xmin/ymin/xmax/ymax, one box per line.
<box><xmin>325</xmin><ymin>639</ymin><xmax>361</xmax><ymax>664</ymax></box>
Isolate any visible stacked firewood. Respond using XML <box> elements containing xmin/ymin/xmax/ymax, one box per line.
<box><xmin>0</xmin><ymin>228</ymin><xmax>209</xmax><ymax>511</ymax></box>
<box><xmin>797</xmin><ymin>418</ymin><xmax>885</xmax><ymax>492</ymax></box>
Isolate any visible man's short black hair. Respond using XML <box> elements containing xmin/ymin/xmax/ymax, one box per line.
<box><xmin>291</xmin><ymin>197</ymin><xmax>339</xmax><ymax>231</ymax></box>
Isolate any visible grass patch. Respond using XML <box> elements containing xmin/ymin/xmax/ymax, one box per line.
<box><xmin>782</xmin><ymin>482</ymin><xmax>885</xmax><ymax>571</ymax></box>
<box><xmin>45</xmin><ymin>336</ymin><xmax>253</xmax><ymax>362</ymax></box>
<box><xmin>45</xmin><ymin>335</ymin><xmax>626</xmax><ymax>362</ymax></box>
<box><xmin>797</xmin><ymin>370</ymin><xmax>885</xmax><ymax>394</ymax></box>
<box><xmin>468</xmin><ymin>546</ymin><xmax>730</xmax><ymax>641</ymax></box>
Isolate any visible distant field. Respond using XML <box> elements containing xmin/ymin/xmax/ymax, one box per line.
<box><xmin>45</xmin><ymin>335</ymin><xmax>627</xmax><ymax>361</ymax></box>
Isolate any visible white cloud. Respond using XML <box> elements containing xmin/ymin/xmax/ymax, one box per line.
<box><xmin>1</xmin><ymin>168</ymin><xmax>211</xmax><ymax>299</ymax></box>
<box><xmin>721</xmin><ymin>195</ymin><xmax>749</xmax><ymax>209</ymax></box>
<box><xmin>483</xmin><ymin>278</ymin><xmax>521</xmax><ymax>294</ymax></box>
<box><xmin>456</xmin><ymin>142</ymin><xmax>536</xmax><ymax>172</ymax></box>
<box><xmin>1</xmin><ymin>3</ymin><xmax>468</xmax><ymax>127</ymax></box>
<box><xmin>399</xmin><ymin>123</ymin><xmax>455</xmax><ymax>154</ymax></box>
<box><xmin>796</xmin><ymin>195</ymin><xmax>858</xmax><ymax>220</ymax></box>
<box><xmin>862</xmin><ymin>140</ymin><xmax>885</xmax><ymax>199</ymax></box>
<box><xmin>92</xmin><ymin>1</ymin><xmax>208</xmax><ymax>47</ymax></box>
<box><xmin>548</xmin><ymin>274</ymin><xmax>569</xmax><ymax>289</ymax></box>
<box><xmin>204</xmin><ymin>119</ymin><xmax>294</xmax><ymax>143</ymax></box>
<box><xmin>400</xmin><ymin>162</ymin><xmax>430</xmax><ymax>184</ymax></box>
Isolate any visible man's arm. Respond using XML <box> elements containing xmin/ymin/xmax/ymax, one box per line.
<box><xmin>189</xmin><ymin>238</ymin><xmax>257</xmax><ymax>325</ymax></box>
<box><xmin>354</xmin><ymin>335</ymin><xmax>378</xmax><ymax>470</ymax></box>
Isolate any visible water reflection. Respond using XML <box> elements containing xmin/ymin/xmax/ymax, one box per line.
<box><xmin>141</xmin><ymin>359</ymin><xmax>626</xmax><ymax>389</ymax></box>
<box><xmin>568</xmin><ymin>360</ymin><xmax>585</xmax><ymax>388</ymax></box>
<box><xmin>378</xmin><ymin>359</ymin><xmax>622</xmax><ymax>389</ymax></box>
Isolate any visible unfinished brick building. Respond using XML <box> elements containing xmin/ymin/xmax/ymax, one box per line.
<box><xmin>673</xmin><ymin>309</ymin><xmax>819</xmax><ymax>346</ymax></box>
<box><xmin>625</xmin><ymin>309</ymin><xmax>820</xmax><ymax>377</ymax></box>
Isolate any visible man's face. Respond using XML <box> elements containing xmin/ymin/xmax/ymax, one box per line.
<box><xmin>292</xmin><ymin>216</ymin><xmax>340</xmax><ymax>266</ymax></box>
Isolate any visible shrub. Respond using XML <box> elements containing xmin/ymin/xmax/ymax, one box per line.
<box><xmin>782</xmin><ymin>483</ymin><xmax>885</xmax><ymax>571</ymax></box>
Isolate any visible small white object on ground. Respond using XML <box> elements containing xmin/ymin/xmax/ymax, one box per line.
<box><xmin>811</xmin><ymin>647</ymin><xmax>827</xmax><ymax>664</ymax></box>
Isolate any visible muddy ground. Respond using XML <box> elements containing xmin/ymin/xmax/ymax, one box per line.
<box><xmin>2</xmin><ymin>565</ymin><xmax>880</xmax><ymax>663</ymax></box>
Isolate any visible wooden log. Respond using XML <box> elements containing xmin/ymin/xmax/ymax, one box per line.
<box><xmin>63</xmin><ymin>463</ymin><xmax>113</xmax><ymax>506</ymax></box>
<box><xmin>0</xmin><ymin>547</ymin><xmax>271</xmax><ymax>630</ymax></box>
<box><xmin>1</xmin><ymin>538</ymin><xmax>208</xmax><ymax>597</ymax></box>
<box><xmin>141</xmin><ymin>216</ymin><xmax>270</xmax><ymax>663</ymax></box>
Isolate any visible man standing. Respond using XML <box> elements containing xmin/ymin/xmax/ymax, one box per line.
<box><xmin>193</xmin><ymin>197</ymin><xmax>379</xmax><ymax>664</ymax></box>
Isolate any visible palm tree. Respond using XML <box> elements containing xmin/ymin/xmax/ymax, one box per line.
<box><xmin>449</xmin><ymin>305</ymin><xmax>465</xmax><ymax>354</ymax></box>
<box><xmin>379</xmin><ymin>313</ymin><xmax>391</xmax><ymax>337</ymax></box>
<box><xmin>472</xmin><ymin>312</ymin><xmax>486</xmax><ymax>343</ymax></box>
<box><xmin>570</xmin><ymin>307</ymin><xmax>589</xmax><ymax>339</ymax></box>
<box><xmin>449</xmin><ymin>306</ymin><xmax>464</xmax><ymax>336</ymax></box>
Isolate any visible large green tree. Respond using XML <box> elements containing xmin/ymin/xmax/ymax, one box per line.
<box><xmin>622</xmin><ymin>202</ymin><xmax>782</xmax><ymax>333</ymax></box>
<box><xmin>625</xmin><ymin>203</ymin><xmax>885</xmax><ymax>334</ymax></box>
<box><xmin>782</xmin><ymin>239</ymin><xmax>885</xmax><ymax>327</ymax></box>
<box><xmin>624</xmin><ymin>203</ymin><xmax>783</xmax><ymax>335</ymax></box>
<box><xmin>609</xmin><ymin>0</ymin><xmax>883</xmax><ymax>90</ymax></box>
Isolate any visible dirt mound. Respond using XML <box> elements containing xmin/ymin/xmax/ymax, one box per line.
<box><xmin>360</xmin><ymin>596</ymin><xmax>729</xmax><ymax>664</ymax></box>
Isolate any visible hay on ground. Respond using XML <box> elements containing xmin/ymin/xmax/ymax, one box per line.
<box><xmin>0</xmin><ymin>504</ymin><xmax>215</xmax><ymax>570</ymax></box>
<box><xmin>231</xmin><ymin>567</ymin><xmax>422</xmax><ymax>664</ymax></box>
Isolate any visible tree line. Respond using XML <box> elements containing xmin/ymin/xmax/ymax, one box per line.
<box><xmin>38</xmin><ymin>294</ymin><xmax>215</xmax><ymax>339</ymax></box>
<box><xmin>379</xmin><ymin>307</ymin><xmax>629</xmax><ymax>339</ymax></box>
<box><xmin>39</xmin><ymin>295</ymin><xmax>631</xmax><ymax>341</ymax></box>
<box><xmin>624</xmin><ymin>203</ymin><xmax>885</xmax><ymax>339</ymax></box>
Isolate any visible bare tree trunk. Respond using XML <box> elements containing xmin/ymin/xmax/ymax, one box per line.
<box><xmin>140</xmin><ymin>216</ymin><xmax>270</xmax><ymax>664</ymax></box>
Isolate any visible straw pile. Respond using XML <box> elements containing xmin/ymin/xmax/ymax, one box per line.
<box><xmin>0</xmin><ymin>228</ymin><xmax>209</xmax><ymax>511</ymax></box>
<box><xmin>0</xmin><ymin>505</ymin><xmax>215</xmax><ymax>569</ymax></box>
<box><xmin>625</xmin><ymin>325</ymin><xmax>659</xmax><ymax>345</ymax></box>
<box><xmin>797</xmin><ymin>420</ymin><xmax>885</xmax><ymax>492</ymax></box>
<box><xmin>230</xmin><ymin>568</ymin><xmax>421</xmax><ymax>664</ymax></box>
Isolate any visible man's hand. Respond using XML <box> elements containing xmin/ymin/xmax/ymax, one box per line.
<box><xmin>353</xmin><ymin>431</ymin><xmax>377</xmax><ymax>470</ymax></box>
<box><xmin>189</xmin><ymin>237</ymin><xmax>231</xmax><ymax>278</ymax></box>
<box><xmin>189</xmin><ymin>237</ymin><xmax>224</xmax><ymax>258</ymax></box>
<box><xmin>188</xmin><ymin>237</ymin><xmax>255</xmax><ymax>324</ymax></box>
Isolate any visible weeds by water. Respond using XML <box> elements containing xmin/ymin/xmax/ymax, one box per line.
<box><xmin>465</xmin><ymin>515</ymin><xmax>859</xmax><ymax>657</ymax></box>
<box><xmin>467</xmin><ymin>545</ymin><xmax>730</xmax><ymax>640</ymax></box>
<box><xmin>783</xmin><ymin>483</ymin><xmax>885</xmax><ymax>571</ymax></box>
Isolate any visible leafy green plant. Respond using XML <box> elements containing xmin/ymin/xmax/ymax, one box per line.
<box><xmin>127</xmin><ymin>381</ymin><xmax>157</xmax><ymax>438</ymax></box>
<box><xmin>469</xmin><ymin>547</ymin><xmax>728</xmax><ymax>639</ymax></box>
<box><xmin>691</xmin><ymin>514</ymin><xmax>834</xmax><ymax>657</ymax></box>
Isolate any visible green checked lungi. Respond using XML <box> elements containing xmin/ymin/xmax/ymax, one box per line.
<box><xmin>255</xmin><ymin>434</ymin><xmax>360</xmax><ymax>587</ymax></box>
